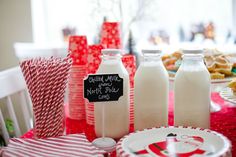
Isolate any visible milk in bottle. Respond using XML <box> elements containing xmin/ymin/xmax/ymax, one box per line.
<box><xmin>134</xmin><ymin>50</ymin><xmax>169</xmax><ymax>130</ymax></box>
<box><xmin>94</xmin><ymin>49</ymin><xmax>130</xmax><ymax>139</ymax></box>
<box><xmin>174</xmin><ymin>50</ymin><xmax>210</xmax><ymax>129</ymax></box>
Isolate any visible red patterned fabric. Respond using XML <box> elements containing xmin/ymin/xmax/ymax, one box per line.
<box><xmin>21</xmin><ymin>92</ymin><xmax>236</xmax><ymax>155</ymax></box>
<box><xmin>100</xmin><ymin>22</ymin><xmax>122</xmax><ymax>49</ymax></box>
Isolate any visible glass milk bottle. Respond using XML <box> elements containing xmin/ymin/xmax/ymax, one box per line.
<box><xmin>174</xmin><ymin>51</ymin><xmax>211</xmax><ymax>129</ymax></box>
<box><xmin>134</xmin><ymin>50</ymin><xmax>169</xmax><ymax>130</ymax></box>
<box><xmin>94</xmin><ymin>49</ymin><xmax>130</xmax><ymax>139</ymax></box>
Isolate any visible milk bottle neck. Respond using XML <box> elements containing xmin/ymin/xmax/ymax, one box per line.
<box><xmin>101</xmin><ymin>53</ymin><xmax>122</xmax><ymax>64</ymax></box>
<box><xmin>181</xmin><ymin>54</ymin><xmax>205</xmax><ymax>69</ymax></box>
<box><xmin>142</xmin><ymin>54</ymin><xmax>162</xmax><ymax>65</ymax></box>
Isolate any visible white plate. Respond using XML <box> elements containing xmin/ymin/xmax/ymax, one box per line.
<box><xmin>220</xmin><ymin>87</ymin><xmax>236</xmax><ymax>106</ymax></box>
<box><xmin>168</xmin><ymin>71</ymin><xmax>234</xmax><ymax>84</ymax></box>
<box><xmin>210</xmin><ymin>77</ymin><xmax>235</xmax><ymax>84</ymax></box>
<box><xmin>116</xmin><ymin>126</ymin><xmax>231</xmax><ymax>157</ymax></box>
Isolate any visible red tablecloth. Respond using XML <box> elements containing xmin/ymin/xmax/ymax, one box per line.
<box><xmin>22</xmin><ymin>92</ymin><xmax>236</xmax><ymax>155</ymax></box>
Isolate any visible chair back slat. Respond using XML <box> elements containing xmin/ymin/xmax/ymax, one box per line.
<box><xmin>6</xmin><ymin>96</ymin><xmax>21</xmax><ymax>137</ymax></box>
<box><xmin>18</xmin><ymin>91</ymin><xmax>31</xmax><ymax>131</ymax></box>
<box><xmin>0</xmin><ymin>67</ymin><xmax>26</xmax><ymax>99</ymax></box>
<box><xmin>0</xmin><ymin>109</ymin><xmax>9</xmax><ymax>144</ymax></box>
<box><xmin>0</xmin><ymin>67</ymin><xmax>32</xmax><ymax>144</ymax></box>
<box><xmin>24</xmin><ymin>90</ymin><xmax>33</xmax><ymax>118</ymax></box>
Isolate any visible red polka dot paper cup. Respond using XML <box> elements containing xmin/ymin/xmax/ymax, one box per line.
<box><xmin>68</xmin><ymin>36</ymin><xmax>88</xmax><ymax>121</ymax></box>
<box><xmin>100</xmin><ymin>22</ymin><xmax>122</xmax><ymax>49</ymax></box>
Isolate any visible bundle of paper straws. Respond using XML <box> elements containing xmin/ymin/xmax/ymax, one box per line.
<box><xmin>20</xmin><ymin>57</ymin><xmax>72</xmax><ymax>138</ymax></box>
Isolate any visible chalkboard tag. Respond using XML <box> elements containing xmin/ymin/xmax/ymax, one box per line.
<box><xmin>84</xmin><ymin>74</ymin><xmax>123</xmax><ymax>102</ymax></box>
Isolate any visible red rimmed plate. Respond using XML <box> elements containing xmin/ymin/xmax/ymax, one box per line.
<box><xmin>116</xmin><ymin>126</ymin><xmax>231</xmax><ymax>157</ymax></box>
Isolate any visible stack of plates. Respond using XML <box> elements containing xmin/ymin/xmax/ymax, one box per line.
<box><xmin>117</xmin><ymin>126</ymin><xmax>231</xmax><ymax>157</ymax></box>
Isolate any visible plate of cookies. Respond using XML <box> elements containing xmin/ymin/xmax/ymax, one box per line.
<box><xmin>162</xmin><ymin>49</ymin><xmax>236</xmax><ymax>83</ymax></box>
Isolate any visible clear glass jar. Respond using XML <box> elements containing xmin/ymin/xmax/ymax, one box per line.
<box><xmin>94</xmin><ymin>49</ymin><xmax>130</xmax><ymax>139</ymax></box>
<box><xmin>134</xmin><ymin>50</ymin><xmax>169</xmax><ymax>130</ymax></box>
<box><xmin>174</xmin><ymin>52</ymin><xmax>211</xmax><ymax>128</ymax></box>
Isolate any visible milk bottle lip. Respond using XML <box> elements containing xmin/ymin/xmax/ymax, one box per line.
<box><xmin>101</xmin><ymin>49</ymin><xmax>122</xmax><ymax>55</ymax></box>
<box><xmin>142</xmin><ymin>49</ymin><xmax>161</xmax><ymax>55</ymax></box>
<box><xmin>181</xmin><ymin>49</ymin><xmax>203</xmax><ymax>54</ymax></box>
<box><xmin>183</xmin><ymin>53</ymin><xmax>204</xmax><ymax>59</ymax></box>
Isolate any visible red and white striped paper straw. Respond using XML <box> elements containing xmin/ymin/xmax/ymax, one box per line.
<box><xmin>20</xmin><ymin>57</ymin><xmax>72</xmax><ymax>138</ymax></box>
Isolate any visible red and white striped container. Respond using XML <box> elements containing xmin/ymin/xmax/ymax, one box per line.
<box><xmin>20</xmin><ymin>57</ymin><xmax>72</xmax><ymax>139</ymax></box>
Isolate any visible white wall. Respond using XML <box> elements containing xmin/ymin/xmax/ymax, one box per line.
<box><xmin>36</xmin><ymin>0</ymin><xmax>233</xmax><ymax>45</ymax></box>
<box><xmin>233</xmin><ymin>0</ymin><xmax>236</xmax><ymax>36</ymax></box>
<box><xmin>0</xmin><ymin>0</ymin><xmax>33</xmax><ymax>71</ymax></box>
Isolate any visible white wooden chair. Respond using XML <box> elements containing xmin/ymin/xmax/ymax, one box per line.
<box><xmin>0</xmin><ymin>67</ymin><xmax>32</xmax><ymax>144</ymax></box>
<box><xmin>14</xmin><ymin>42</ymin><xmax>67</xmax><ymax>61</ymax></box>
